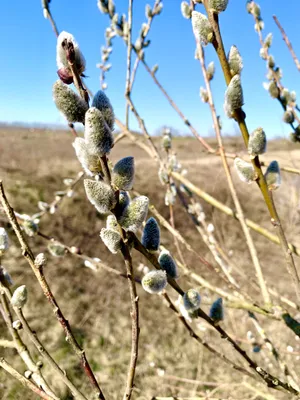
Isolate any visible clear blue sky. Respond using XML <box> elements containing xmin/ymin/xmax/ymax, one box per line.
<box><xmin>1</xmin><ymin>1</ymin><xmax>300</xmax><ymax>138</ymax></box>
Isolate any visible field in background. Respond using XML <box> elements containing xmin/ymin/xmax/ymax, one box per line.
<box><xmin>1</xmin><ymin>126</ymin><xmax>300</xmax><ymax>399</ymax></box>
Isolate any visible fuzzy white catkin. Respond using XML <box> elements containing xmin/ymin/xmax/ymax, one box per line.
<box><xmin>181</xmin><ymin>1</ymin><xmax>191</xmax><ymax>19</ymax></box>
<box><xmin>183</xmin><ymin>289</ymin><xmax>201</xmax><ymax>311</ymax></box>
<box><xmin>142</xmin><ymin>217</ymin><xmax>160</xmax><ymax>253</ymax></box>
<box><xmin>228</xmin><ymin>45</ymin><xmax>243</xmax><ymax>76</ymax></box>
<box><xmin>11</xmin><ymin>286</ymin><xmax>28</xmax><ymax>308</ymax></box>
<box><xmin>118</xmin><ymin>196</ymin><xmax>149</xmax><ymax>232</ymax></box>
<box><xmin>0</xmin><ymin>228</ymin><xmax>9</xmax><ymax>254</ymax></box>
<box><xmin>112</xmin><ymin>157</ymin><xmax>135</xmax><ymax>190</ymax></box>
<box><xmin>84</xmin><ymin>179</ymin><xmax>116</xmax><ymax>214</ymax></box>
<box><xmin>158</xmin><ymin>250</ymin><xmax>178</xmax><ymax>279</ymax></box>
<box><xmin>224</xmin><ymin>75</ymin><xmax>244</xmax><ymax>117</ymax></box>
<box><xmin>73</xmin><ymin>138</ymin><xmax>102</xmax><ymax>176</ymax></box>
<box><xmin>100</xmin><ymin>228</ymin><xmax>122</xmax><ymax>254</ymax></box>
<box><xmin>56</xmin><ymin>31</ymin><xmax>86</xmax><ymax>74</ymax></box>
<box><xmin>91</xmin><ymin>90</ymin><xmax>115</xmax><ymax>130</ymax></box>
<box><xmin>208</xmin><ymin>0</ymin><xmax>229</xmax><ymax>13</ymax></box>
<box><xmin>234</xmin><ymin>158</ymin><xmax>256</xmax><ymax>183</ymax></box>
<box><xmin>248</xmin><ymin>127</ymin><xmax>267</xmax><ymax>158</ymax></box>
<box><xmin>264</xmin><ymin>161</ymin><xmax>281</xmax><ymax>190</ymax></box>
<box><xmin>142</xmin><ymin>270</ymin><xmax>167</xmax><ymax>294</ymax></box>
<box><xmin>191</xmin><ymin>11</ymin><xmax>214</xmax><ymax>46</ymax></box>
<box><xmin>84</xmin><ymin>107</ymin><xmax>114</xmax><ymax>156</ymax></box>
<box><xmin>53</xmin><ymin>80</ymin><xmax>88</xmax><ymax>123</ymax></box>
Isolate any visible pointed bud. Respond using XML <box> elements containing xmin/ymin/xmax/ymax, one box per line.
<box><xmin>142</xmin><ymin>270</ymin><xmax>167</xmax><ymax>294</ymax></box>
<box><xmin>234</xmin><ymin>157</ymin><xmax>257</xmax><ymax>183</ymax></box>
<box><xmin>281</xmin><ymin>88</ymin><xmax>291</xmax><ymax>106</ymax></box>
<box><xmin>265</xmin><ymin>161</ymin><xmax>281</xmax><ymax>190</ymax></box>
<box><xmin>53</xmin><ymin>80</ymin><xmax>88</xmax><ymax>123</ymax></box>
<box><xmin>23</xmin><ymin>219</ymin><xmax>38</xmax><ymax>237</ymax></box>
<box><xmin>34</xmin><ymin>253</ymin><xmax>47</xmax><ymax>268</ymax></box>
<box><xmin>152</xmin><ymin>64</ymin><xmax>159</xmax><ymax>74</ymax></box>
<box><xmin>206</xmin><ymin>61</ymin><xmax>215</xmax><ymax>80</ymax></box>
<box><xmin>228</xmin><ymin>45</ymin><xmax>243</xmax><ymax>76</ymax></box>
<box><xmin>56</xmin><ymin>31</ymin><xmax>86</xmax><ymax>74</ymax></box>
<box><xmin>283</xmin><ymin>110</ymin><xmax>295</xmax><ymax>124</ymax></box>
<box><xmin>264</xmin><ymin>33</ymin><xmax>273</xmax><ymax>48</ymax></box>
<box><xmin>267</xmin><ymin>55</ymin><xmax>275</xmax><ymax>69</ymax></box>
<box><xmin>57</xmin><ymin>67</ymin><xmax>74</xmax><ymax>84</ymax></box>
<box><xmin>112</xmin><ymin>157</ymin><xmax>135</xmax><ymax>190</ymax></box>
<box><xmin>48</xmin><ymin>242</ymin><xmax>66</xmax><ymax>257</ymax></box>
<box><xmin>0</xmin><ymin>228</ymin><xmax>9</xmax><ymax>255</ymax></box>
<box><xmin>91</xmin><ymin>90</ymin><xmax>115</xmax><ymax>130</ymax></box>
<box><xmin>208</xmin><ymin>0</ymin><xmax>229</xmax><ymax>13</ymax></box>
<box><xmin>145</xmin><ymin>4</ymin><xmax>152</xmax><ymax>18</ymax></box>
<box><xmin>84</xmin><ymin>107</ymin><xmax>114</xmax><ymax>156</ymax></box>
<box><xmin>158</xmin><ymin>250</ymin><xmax>178</xmax><ymax>279</ymax></box>
<box><xmin>183</xmin><ymin>289</ymin><xmax>201</xmax><ymax>311</ymax></box>
<box><xmin>224</xmin><ymin>75</ymin><xmax>244</xmax><ymax>118</ymax></box>
<box><xmin>118</xmin><ymin>196</ymin><xmax>149</xmax><ymax>232</ymax></box>
<box><xmin>84</xmin><ymin>179</ymin><xmax>116</xmax><ymax>213</ymax></box>
<box><xmin>248</xmin><ymin>127</ymin><xmax>267</xmax><ymax>158</ymax></box>
<box><xmin>200</xmin><ymin>87</ymin><xmax>209</xmax><ymax>103</ymax></box>
<box><xmin>209</xmin><ymin>298</ymin><xmax>224</xmax><ymax>323</ymax></box>
<box><xmin>191</xmin><ymin>11</ymin><xmax>214</xmax><ymax>46</ymax></box>
<box><xmin>73</xmin><ymin>138</ymin><xmax>102</xmax><ymax>176</ymax></box>
<box><xmin>11</xmin><ymin>285</ymin><xmax>28</xmax><ymax>308</ymax></box>
<box><xmin>142</xmin><ymin>217</ymin><xmax>160</xmax><ymax>253</ymax></box>
<box><xmin>100</xmin><ymin>228</ymin><xmax>122</xmax><ymax>254</ymax></box>
<box><xmin>267</xmin><ymin>81</ymin><xmax>279</xmax><ymax>98</ymax></box>
<box><xmin>181</xmin><ymin>2</ymin><xmax>191</xmax><ymax>19</ymax></box>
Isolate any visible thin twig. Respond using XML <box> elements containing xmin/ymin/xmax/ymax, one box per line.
<box><xmin>0</xmin><ymin>181</ymin><xmax>106</xmax><ymax>400</ymax></box>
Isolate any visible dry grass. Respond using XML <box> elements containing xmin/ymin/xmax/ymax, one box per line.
<box><xmin>1</xmin><ymin>126</ymin><xmax>300</xmax><ymax>399</ymax></box>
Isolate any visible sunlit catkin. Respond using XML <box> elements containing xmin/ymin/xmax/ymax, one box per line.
<box><xmin>142</xmin><ymin>270</ymin><xmax>167</xmax><ymax>294</ymax></box>
<box><xmin>234</xmin><ymin>158</ymin><xmax>257</xmax><ymax>183</ymax></box>
<box><xmin>181</xmin><ymin>1</ymin><xmax>191</xmax><ymax>19</ymax></box>
<box><xmin>183</xmin><ymin>289</ymin><xmax>201</xmax><ymax>311</ymax></box>
<box><xmin>11</xmin><ymin>285</ymin><xmax>28</xmax><ymax>309</ymax></box>
<box><xmin>84</xmin><ymin>179</ymin><xmax>116</xmax><ymax>213</ymax></box>
<box><xmin>206</xmin><ymin>61</ymin><xmax>215</xmax><ymax>81</ymax></box>
<box><xmin>248</xmin><ymin>127</ymin><xmax>267</xmax><ymax>158</ymax></box>
<box><xmin>264</xmin><ymin>161</ymin><xmax>281</xmax><ymax>190</ymax></box>
<box><xmin>100</xmin><ymin>228</ymin><xmax>122</xmax><ymax>254</ymax></box>
<box><xmin>53</xmin><ymin>80</ymin><xmax>88</xmax><ymax>123</ymax></box>
<box><xmin>224</xmin><ymin>75</ymin><xmax>244</xmax><ymax>117</ymax></box>
<box><xmin>56</xmin><ymin>31</ymin><xmax>86</xmax><ymax>75</ymax></box>
<box><xmin>228</xmin><ymin>45</ymin><xmax>243</xmax><ymax>76</ymax></box>
<box><xmin>208</xmin><ymin>0</ymin><xmax>229</xmax><ymax>13</ymax></box>
<box><xmin>73</xmin><ymin>138</ymin><xmax>102</xmax><ymax>176</ymax></box>
<box><xmin>191</xmin><ymin>11</ymin><xmax>214</xmax><ymax>46</ymax></box>
<box><xmin>158</xmin><ymin>250</ymin><xmax>178</xmax><ymax>279</ymax></box>
<box><xmin>283</xmin><ymin>110</ymin><xmax>295</xmax><ymax>124</ymax></box>
<box><xmin>0</xmin><ymin>227</ymin><xmax>9</xmax><ymax>255</ymax></box>
<box><xmin>112</xmin><ymin>157</ymin><xmax>135</xmax><ymax>190</ymax></box>
<box><xmin>118</xmin><ymin>196</ymin><xmax>149</xmax><ymax>232</ymax></box>
<box><xmin>142</xmin><ymin>217</ymin><xmax>160</xmax><ymax>253</ymax></box>
<box><xmin>84</xmin><ymin>107</ymin><xmax>114</xmax><ymax>156</ymax></box>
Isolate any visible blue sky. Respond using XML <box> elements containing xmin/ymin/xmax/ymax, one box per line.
<box><xmin>1</xmin><ymin>1</ymin><xmax>300</xmax><ymax>138</ymax></box>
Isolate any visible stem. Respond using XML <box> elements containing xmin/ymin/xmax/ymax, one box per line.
<box><xmin>196</xmin><ymin>43</ymin><xmax>270</xmax><ymax>305</ymax></box>
<box><xmin>125</xmin><ymin>0</ymin><xmax>133</xmax><ymax>130</ymax></box>
<box><xmin>0</xmin><ymin>181</ymin><xmax>106</xmax><ymax>400</ymax></box>
<box><xmin>0</xmin><ymin>358</ymin><xmax>57</xmax><ymax>400</ymax></box>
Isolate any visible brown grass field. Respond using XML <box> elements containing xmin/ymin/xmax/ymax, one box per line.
<box><xmin>1</xmin><ymin>125</ymin><xmax>300</xmax><ymax>399</ymax></box>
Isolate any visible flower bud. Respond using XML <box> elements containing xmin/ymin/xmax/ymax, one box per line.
<box><xmin>259</xmin><ymin>48</ymin><xmax>267</xmax><ymax>60</ymax></box>
<box><xmin>53</xmin><ymin>80</ymin><xmax>88</xmax><ymax>123</ymax></box>
<box><xmin>158</xmin><ymin>250</ymin><xmax>178</xmax><ymax>279</ymax></box>
<box><xmin>34</xmin><ymin>253</ymin><xmax>47</xmax><ymax>268</ymax></box>
<box><xmin>224</xmin><ymin>75</ymin><xmax>244</xmax><ymax>117</ymax></box>
<box><xmin>98</xmin><ymin>0</ymin><xmax>109</xmax><ymax>13</ymax></box>
<box><xmin>181</xmin><ymin>1</ymin><xmax>191</xmax><ymax>19</ymax></box>
<box><xmin>23</xmin><ymin>219</ymin><xmax>38</xmax><ymax>237</ymax></box>
<box><xmin>0</xmin><ymin>228</ymin><xmax>9</xmax><ymax>255</ymax></box>
<box><xmin>0</xmin><ymin>267</ymin><xmax>13</xmax><ymax>286</ymax></box>
<box><xmin>191</xmin><ymin>11</ymin><xmax>214</xmax><ymax>46</ymax></box>
<box><xmin>152</xmin><ymin>64</ymin><xmax>159</xmax><ymax>74</ymax></box>
<box><xmin>283</xmin><ymin>110</ymin><xmax>295</xmax><ymax>124</ymax></box>
<box><xmin>73</xmin><ymin>138</ymin><xmax>102</xmax><ymax>176</ymax></box>
<box><xmin>264</xmin><ymin>33</ymin><xmax>273</xmax><ymax>48</ymax></box>
<box><xmin>200</xmin><ymin>87</ymin><xmax>209</xmax><ymax>103</ymax></box>
<box><xmin>158</xmin><ymin>167</ymin><xmax>169</xmax><ymax>185</ymax></box>
<box><xmin>112</xmin><ymin>157</ymin><xmax>135</xmax><ymax>190</ymax></box>
<box><xmin>208</xmin><ymin>0</ymin><xmax>229</xmax><ymax>13</ymax></box>
<box><xmin>11</xmin><ymin>285</ymin><xmax>28</xmax><ymax>308</ymax></box>
<box><xmin>162</xmin><ymin>134</ymin><xmax>172</xmax><ymax>150</ymax></box>
<box><xmin>267</xmin><ymin>81</ymin><xmax>279</xmax><ymax>98</ymax></box>
<box><xmin>142</xmin><ymin>217</ymin><xmax>160</xmax><ymax>253</ymax></box>
<box><xmin>165</xmin><ymin>188</ymin><xmax>176</xmax><ymax>206</ymax></box>
<box><xmin>248</xmin><ymin>127</ymin><xmax>267</xmax><ymax>158</ymax></box>
<box><xmin>142</xmin><ymin>270</ymin><xmax>167</xmax><ymax>294</ymax></box>
<box><xmin>228</xmin><ymin>45</ymin><xmax>243</xmax><ymax>76</ymax></box>
<box><xmin>118</xmin><ymin>196</ymin><xmax>149</xmax><ymax>232</ymax></box>
<box><xmin>12</xmin><ymin>320</ymin><xmax>22</xmax><ymax>330</ymax></box>
<box><xmin>209</xmin><ymin>298</ymin><xmax>224</xmax><ymax>323</ymax></box>
<box><xmin>57</xmin><ymin>67</ymin><xmax>73</xmax><ymax>85</ymax></box>
<box><xmin>84</xmin><ymin>179</ymin><xmax>116</xmax><ymax>214</ymax></box>
<box><xmin>48</xmin><ymin>242</ymin><xmax>66</xmax><ymax>257</ymax></box>
<box><xmin>119</xmin><ymin>191</ymin><xmax>130</xmax><ymax>214</ymax></box>
<box><xmin>267</xmin><ymin>55</ymin><xmax>275</xmax><ymax>69</ymax></box>
<box><xmin>234</xmin><ymin>157</ymin><xmax>257</xmax><ymax>183</ymax></box>
<box><xmin>100</xmin><ymin>228</ymin><xmax>122</xmax><ymax>254</ymax></box>
<box><xmin>91</xmin><ymin>90</ymin><xmax>115</xmax><ymax>130</ymax></box>
<box><xmin>254</xmin><ymin>19</ymin><xmax>264</xmax><ymax>32</ymax></box>
<box><xmin>206</xmin><ymin>61</ymin><xmax>215</xmax><ymax>80</ymax></box>
<box><xmin>264</xmin><ymin>161</ymin><xmax>281</xmax><ymax>190</ymax></box>
<box><xmin>84</xmin><ymin>107</ymin><xmax>114</xmax><ymax>156</ymax></box>
<box><xmin>145</xmin><ymin>4</ymin><xmax>152</xmax><ymax>18</ymax></box>
<box><xmin>106</xmin><ymin>215</ymin><xmax>118</xmax><ymax>231</ymax></box>
<box><xmin>281</xmin><ymin>89</ymin><xmax>291</xmax><ymax>106</ymax></box>
<box><xmin>24</xmin><ymin>371</ymin><xmax>32</xmax><ymax>380</ymax></box>
<box><xmin>183</xmin><ymin>289</ymin><xmax>201</xmax><ymax>311</ymax></box>
<box><xmin>56</xmin><ymin>31</ymin><xmax>86</xmax><ymax>74</ymax></box>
